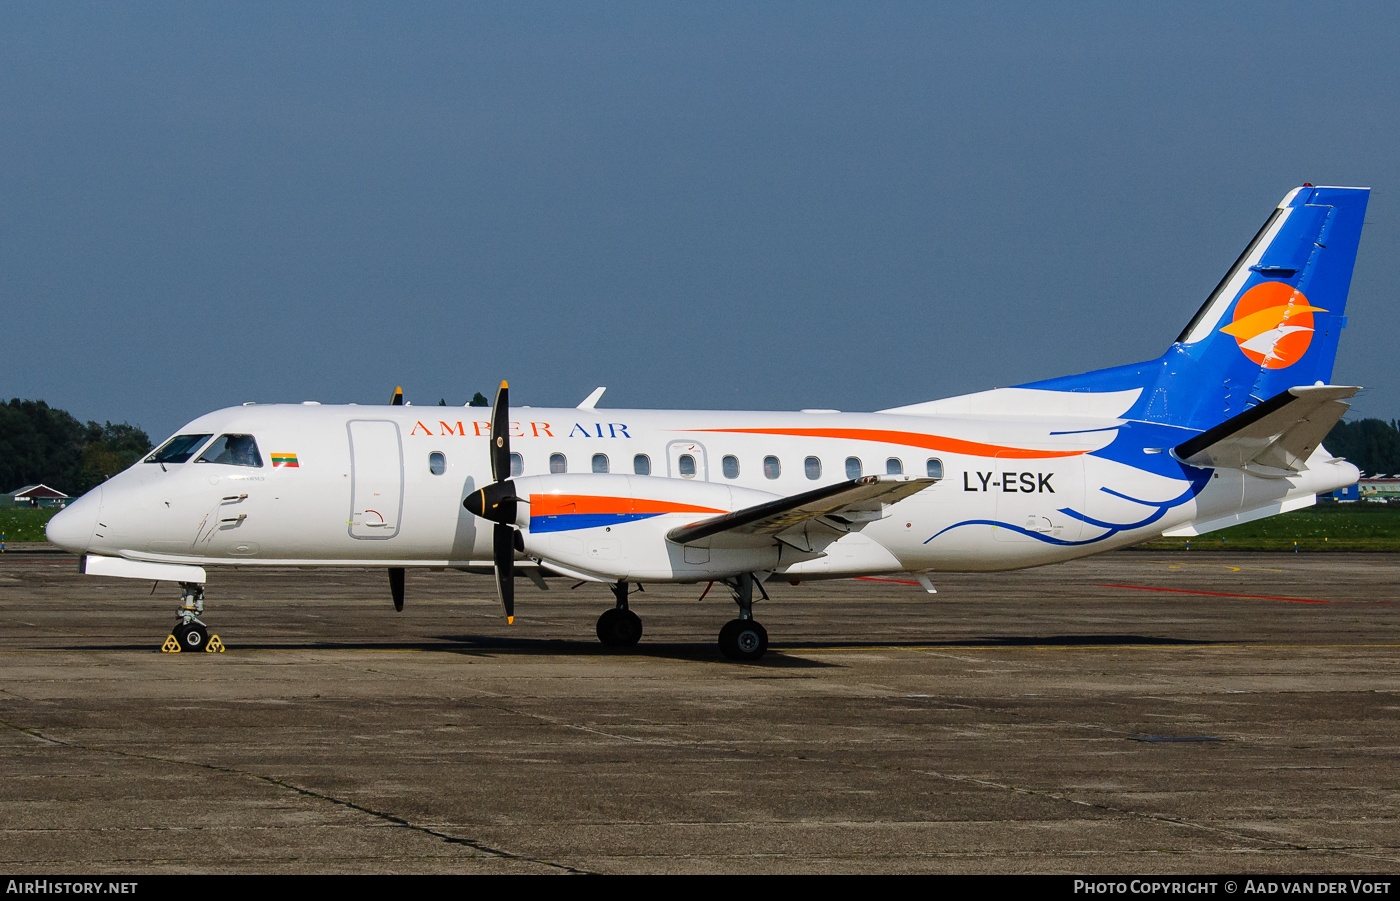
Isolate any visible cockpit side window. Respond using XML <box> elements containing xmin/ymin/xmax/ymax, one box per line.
<box><xmin>146</xmin><ymin>434</ymin><xmax>213</xmax><ymax>464</ymax></box>
<box><xmin>196</xmin><ymin>434</ymin><xmax>264</xmax><ymax>468</ymax></box>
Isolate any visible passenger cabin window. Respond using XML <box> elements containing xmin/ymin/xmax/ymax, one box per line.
<box><xmin>510</xmin><ymin>453</ymin><xmax>524</xmax><ymax>477</ymax></box>
<box><xmin>886</xmin><ymin>457</ymin><xmax>903</xmax><ymax>476</ymax></box>
<box><xmin>196</xmin><ymin>434</ymin><xmax>263</xmax><ymax>468</ymax></box>
<box><xmin>722</xmin><ymin>455</ymin><xmax>740</xmax><ymax>479</ymax></box>
<box><xmin>633</xmin><ymin>454</ymin><xmax>651</xmax><ymax>476</ymax></box>
<box><xmin>147</xmin><ymin>434</ymin><xmax>213</xmax><ymax>465</ymax></box>
<box><xmin>804</xmin><ymin>456</ymin><xmax>821</xmax><ymax>480</ymax></box>
<box><xmin>429</xmin><ymin>452</ymin><xmax>446</xmax><ymax>475</ymax></box>
<box><xmin>926</xmin><ymin>458</ymin><xmax>944</xmax><ymax>479</ymax></box>
<box><xmin>550</xmin><ymin>453</ymin><xmax>567</xmax><ymax>474</ymax></box>
<box><xmin>845</xmin><ymin>457</ymin><xmax>862</xmax><ymax>479</ymax></box>
<box><xmin>678</xmin><ymin>454</ymin><xmax>697</xmax><ymax>479</ymax></box>
<box><xmin>763</xmin><ymin>456</ymin><xmax>781</xmax><ymax>480</ymax></box>
<box><xmin>592</xmin><ymin>453</ymin><xmax>609</xmax><ymax>474</ymax></box>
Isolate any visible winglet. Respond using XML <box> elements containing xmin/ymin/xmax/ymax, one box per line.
<box><xmin>391</xmin><ymin>386</ymin><xmax>404</xmax><ymax>406</ymax></box>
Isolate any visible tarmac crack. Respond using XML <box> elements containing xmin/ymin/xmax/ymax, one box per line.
<box><xmin>849</xmin><ymin>654</ymin><xmax>1400</xmax><ymax>866</ymax></box>
<box><xmin>0</xmin><ymin>717</ymin><xmax>591</xmax><ymax>874</ymax></box>
<box><xmin>0</xmin><ymin>717</ymin><xmax>64</xmax><ymax>745</ymax></box>
<box><xmin>433</xmin><ymin>700</ymin><xmax>1400</xmax><ymax>868</ymax></box>
<box><xmin>721</xmin><ymin>728</ymin><xmax>1400</xmax><ymax>867</ymax></box>
<box><xmin>466</xmin><ymin>700</ymin><xmax>654</xmax><ymax>744</ymax></box>
<box><xmin>790</xmin><ymin>690</ymin><xmax>1400</xmax><ymax>867</ymax></box>
<box><xmin>887</xmin><ymin>760</ymin><xmax>1393</xmax><ymax>861</ymax></box>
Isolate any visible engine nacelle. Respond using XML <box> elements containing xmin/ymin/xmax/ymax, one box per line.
<box><xmin>506</xmin><ymin>474</ymin><xmax>788</xmax><ymax>581</ymax></box>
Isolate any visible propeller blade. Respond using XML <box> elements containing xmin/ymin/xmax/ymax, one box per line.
<box><xmin>493</xmin><ymin>522</ymin><xmax>515</xmax><ymax>623</ymax></box>
<box><xmin>490</xmin><ymin>380</ymin><xmax>510</xmax><ymax>482</ymax></box>
<box><xmin>389</xmin><ymin>567</ymin><xmax>404</xmax><ymax>612</ymax></box>
<box><xmin>391</xmin><ymin>386</ymin><xmax>404</xmax><ymax>406</ymax></box>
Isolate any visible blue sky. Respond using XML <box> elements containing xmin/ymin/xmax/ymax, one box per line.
<box><xmin>3</xmin><ymin>2</ymin><xmax>1397</xmax><ymax>442</ymax></box>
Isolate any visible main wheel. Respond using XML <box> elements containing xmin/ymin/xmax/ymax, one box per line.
<box><xmin>173</xmin><ymin>621</ymin><xmax>208</xmax><ymax>653</ymax></box>
<box><xmin>718</xmin><ymin>618</ymin><xmax>768</xmax><ymax>660</ymax></box>
<box><xmin>597</xmin><ymin>608</ymin><xmax>643</xmax><ymax>647</ymax></box>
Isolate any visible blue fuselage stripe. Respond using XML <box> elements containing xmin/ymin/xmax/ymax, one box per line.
<box><xmin>529</xmin><ymin>512</ymin><xmax>664</xmax><ymax>533</ymax></box>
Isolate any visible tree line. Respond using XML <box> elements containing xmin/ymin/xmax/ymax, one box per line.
<box><xmin>4</xmin><ymin>398</ymin><xmax>1400</xmax><ymax>498</ymax></box>
<box><xmin>1</xmin><ymin>399</ymin><xmax>153</xmax><ymax>497</ymax></box>
<box><xmin>1324</xmin><ymin>418</ymin><xmax>1400</xmax><ymax>477</ymax></box>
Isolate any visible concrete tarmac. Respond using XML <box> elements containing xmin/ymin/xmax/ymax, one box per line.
<box><xmin>2</xmin><ymin>550</ymin><xmax>1398</xmax><ymax>874</ymax></box>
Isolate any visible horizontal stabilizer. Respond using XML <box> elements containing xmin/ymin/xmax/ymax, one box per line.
<box><xmin>1162</xmin><ymin>494</ymin><xmax>1316</xmax><ymax>537</ymax></box>
<box><xmin>667</xmin><ymin>475</ymin><xmax>935</xmax><ymax>546</ymax></box>
<box><xmin>1174</xmin><ymin>385</ymin><xmax>1357</xmax><ymax>473</ymax></box>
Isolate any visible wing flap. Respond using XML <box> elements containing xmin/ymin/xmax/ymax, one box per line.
<box><xmin>666</xmin><ymin>475</ymin><xmax>935</xmax><ymax>546</ymax></box>
<box><xmin>1174</xmin><ymin>385</ymin><xmax>1357</xmax><ymax>472</ymax></box>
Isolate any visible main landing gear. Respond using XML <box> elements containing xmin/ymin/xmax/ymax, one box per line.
<box><xmin>596</xmin><ymin>580</ymin><xmax>643</xmax><ymax>647</ymax></box>
<box><xmin>592</xmin><ymin>575</ymin><xmax>770</xmax><ymax>660</ymax></box>
<box><xmin>718</xmin><ymin>572</ymin><xmax>768</xmax><ymax>661</ymax></box>
<box><xmin>163</xmin><ymin>582</ymin><xmax>223</xmax><ymax>653</ymax></box>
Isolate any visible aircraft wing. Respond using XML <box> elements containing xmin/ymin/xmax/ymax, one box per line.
<box><xmin>1174</xmin><ymin>384</ymin><xmax>1358</xmax><ymax>473</ymax></box>
<box><xmin>666</xmin><ymin>475</ymin><xmax>935</xmax><ymax>546</ymax></box>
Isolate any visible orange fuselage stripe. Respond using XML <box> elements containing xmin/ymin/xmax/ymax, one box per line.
<box><xmin>530</xmin><ymin>495</ymin><xmax>725</xmax><ymax>517</ymax></box>
<box><xmin>688</xmin><ymin>428</ymin><xmax>1087</xmax><ymax>459</ymax></box>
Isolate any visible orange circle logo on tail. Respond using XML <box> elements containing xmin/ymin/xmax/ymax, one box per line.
<box><xmin>1218</xmin><ymin>282</ymin><xmax>1326</xmax><ymax>369</ymax></box>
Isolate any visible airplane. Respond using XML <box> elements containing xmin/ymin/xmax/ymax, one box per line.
<box><xmin>45</xmin><ymin>184</ymin><xmax>1370</xmax><ymax>660</ymax></box>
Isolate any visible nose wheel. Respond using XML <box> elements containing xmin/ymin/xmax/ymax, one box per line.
<box><xmin>171</xmin><ymin>619</ymin><xmax>209</xmax><ymax>652</ymax></box>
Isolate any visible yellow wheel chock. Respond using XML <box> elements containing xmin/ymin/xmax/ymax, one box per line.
<box><xmin>161</xmin><ymin>634</ymin><xmax>225</xmax><ymax>652</ymax></box>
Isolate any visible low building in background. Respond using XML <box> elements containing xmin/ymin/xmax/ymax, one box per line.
<box><xmin>1326</xmin><ymin>478</ymin><xmax>1400</xmax><ymax>503</ymax></box>
<box><xmin>4</xmin><ymin>484</ymin><xmax>69</xmax><ymax>508</ymax></box>
<box><xmin>1325</xmin><ymin>483</ymin><xmax>1361</xmax><ymax>502</ymax></box>
<box><xmin>1359</xmin><ymin>477</ymin><xmax>1400</xmax><ymax>503</ymax></box>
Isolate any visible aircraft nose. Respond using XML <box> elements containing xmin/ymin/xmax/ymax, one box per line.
<box><xmin>45</xmin><ymin>487</ymin><xmax>102</xmax><ymax>554</ymax></box>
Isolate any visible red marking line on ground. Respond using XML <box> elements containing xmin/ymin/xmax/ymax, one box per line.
<box><xmin>1101</xmin><ymin>584</ymin><xmax>1330</xmax><ymax>604</ymax></box>
<box><xmin>856</xmin><ymin>577</ymin><xmax>922</xmax><ymax>586</ymax></box>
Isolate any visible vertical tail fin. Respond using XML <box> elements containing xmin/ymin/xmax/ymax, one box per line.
<box><xmin>1021</xmin><ymin>185</ymin><xmax>1370</xmax><ymax>431</ymax></box>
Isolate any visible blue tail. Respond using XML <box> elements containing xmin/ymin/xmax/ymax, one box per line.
<box><xmin>1020</xmin><ymin>185</ymin><xmax>1370</xmax><ymax>432</ymax></box>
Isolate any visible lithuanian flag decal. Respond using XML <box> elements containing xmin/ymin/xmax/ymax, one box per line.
<box><xmin>271</xmin><ymin>453</ymin><xmax>299</xmax><ymax>468</ymax></box>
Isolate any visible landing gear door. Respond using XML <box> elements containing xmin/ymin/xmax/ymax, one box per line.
<box><xmin>348</xmin><ymin>420</ymin><xmax>404</xmax><ymax>539</ymax></box>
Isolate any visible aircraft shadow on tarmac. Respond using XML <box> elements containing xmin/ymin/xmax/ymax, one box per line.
<box><xmin>49</xmin><ymin>633</ymin><xmax>1217</xmax><ymax>664</ymax></box>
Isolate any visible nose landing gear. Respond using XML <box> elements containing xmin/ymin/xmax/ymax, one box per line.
<box><xmin>162</xmin><ymin>582</ymin><xmax>224</xmax><ymax>653</ymax></box>
<box><xmin>170</xmin><ymin>619</ymin><xmax>209</xmax><ymax>651</ymax></box>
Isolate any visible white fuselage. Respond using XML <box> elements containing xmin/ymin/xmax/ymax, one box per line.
<box><xmin>48</xmin><ymin>388</ymin><xmax>1356</xmax><ymax>582</ymax></box>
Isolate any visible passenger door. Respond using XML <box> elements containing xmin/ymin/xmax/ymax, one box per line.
<box><xmin>348</xmin><ymin>420</ymin><xmax>404</xmax><ymax>539</ymax></box>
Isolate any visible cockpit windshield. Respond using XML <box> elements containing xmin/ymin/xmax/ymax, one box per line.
<box><xmin>196</xmin><ymin>434</ymin><xmax>264</xmax><ymax>468</ymax></box>
<box><xmin>146</xmin><ymin>434</ymin><xmax>214</xmax><ymax>465</ymax></box>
